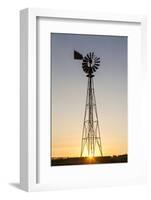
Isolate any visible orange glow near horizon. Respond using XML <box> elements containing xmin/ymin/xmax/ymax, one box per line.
<box><xmin>51</xmin><ymin>130</ymin><xmax>128</xmax><ymax>158</ymax></box>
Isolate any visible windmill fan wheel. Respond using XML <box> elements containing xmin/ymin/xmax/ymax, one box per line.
<box><xmin>82</xmin><ymin>52</ymin><xmax>100</xmax><ymax>76</ymax></box>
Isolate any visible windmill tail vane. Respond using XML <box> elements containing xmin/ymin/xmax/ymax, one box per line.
<box><xmin>74</xmin><ymin>50</ymin><xmax>103</xmax><ymax>157</ymax></box>
<box><xmin>74</xmin><ymin>50</ymin><xmax>83</xmax><ymax>60</ymax></box>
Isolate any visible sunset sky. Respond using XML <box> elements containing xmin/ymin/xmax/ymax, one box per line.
<box><xmin>51</xmin><ymin>33</ymin><xmax>127</xmax><ymax>158</ymax></box>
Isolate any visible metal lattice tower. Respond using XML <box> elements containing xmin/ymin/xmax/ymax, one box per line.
<box><xmin>74</xmin><ymin>50</ymin><xmax>103</xmax><ymax>157</ymax></box>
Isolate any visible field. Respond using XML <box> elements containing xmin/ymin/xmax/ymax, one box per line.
<box><xmin>51</xmin><ymin>154</ymin><xmax>128</xmax><ymax>166</ymax></box>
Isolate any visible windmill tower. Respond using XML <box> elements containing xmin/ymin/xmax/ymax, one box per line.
<box><xmin>74</xmin><ymin>50</ymin><xmax>103</xmax><ymax>158</ymax></box>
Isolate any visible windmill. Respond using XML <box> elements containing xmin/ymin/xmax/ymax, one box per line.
<box><xmin>74</xmin><ymin>50</ymin><xmax>103</xmax><ymax>158</ymax></box>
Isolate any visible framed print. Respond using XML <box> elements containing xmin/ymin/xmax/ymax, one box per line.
<box><xmin>20</xmin><ymin>8</ymin><xmax>147</xmax><ymax>191</ymax></box>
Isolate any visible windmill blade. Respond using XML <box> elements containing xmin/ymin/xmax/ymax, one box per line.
<box><xmin>84</xmin><ymin>68</ymin><xmax>89</xmax><ymax>73</ymax></box>
<box><xmin>91</xmin><ymin>52</ymin><xmax>94</xmax><ymax>59</ymax></box>
<box><xmin>89</xmin><ymin>52</ymin><xmax>91</xmax><ymax>59</ymax></box>
<box><xmin>82</xmin><ymin>66</ymin><xmax>87</xmax><ymax>70</ymax></box>
<box><xmin>95</xmin><ymin>59</ymin><xmax>100</xmax><ymax>62</ymax></box>
<box><xmin>83</xmin><ymin>67</ymin><xmax>89</xmax><ymax>71</ymax></box>
<box><xmin>82</xmin><ymin>65</ymin><xmax>89</xmax><ymax>70</ymax></box>
<box><xmin>82</xmin><ymin>60</ymin><xmax>88</xmax><ymax>64</ymax></box>
<box><xmin>82</xmin><ymin>61</ymin><xmax>87</xmax><ymax>65</ymax></box>
<box><xmin>92</xmin><ymin>67</ymin><xmax>96</xmax><ymax>72</ymax></box>
<box><xmin>94</xmin><ymin>57</ymin><xmax>100</xmax><ymax>61</ymax></box>
<box><xmin>90</xmin><ymin>52</ymin><xmax>92</xmax><ymax>59</ymax></box>
<box><xmin>82</xmin><ymin>66</ymin><xmax>88</xmax><ymax>72</ymax></box>
<box><xmin>95</xmin><ymin>61</ymin><xmax>100</xmax><ymax>64</ymax></box>
<box><xmin>94</xmin><ymin>63</ymin><xmax>100</xmax><ymax>66</ymax></box>
<box><xmin>94</xmin><ymin>56</ymin><xmax>100</xmax><ymax>59</ymax></box>
<box><xmin>86</xmin><ymin>53</ymin><xmax>90</xmax><ymax>60</ymax></box>
<box><xmin>94</xmin><ymin>59</ymin><xmax>99</xmax><ymax>63</ymax></box>
<box><xmin>94</xmin><ymin>66</ymin><xmax>98</xmax><ymax>69</ymax></box>
<box><xmin>74</xmin><ymin>50</ymin><xmax>83</xmax><ymax>60</ymax></box>
<box><xmin>82</xmin><ymin>63</ymin><xmax>88</xmax><ymax>67</ymax></box>
<box><xmin>82</xmin><ymin>68</ymin><xmax>88</xmax><ymax>73</ymax></box>
<box><xmin>83</xmin><ymin>57</ymin><xmax>88</xmax><ymax>62</ymax></box>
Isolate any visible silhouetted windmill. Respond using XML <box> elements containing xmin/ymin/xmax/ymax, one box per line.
<box><xmin>74</xmin><ymin>50</ymin><xmax>103</xmax><ymax>157</ymax></box>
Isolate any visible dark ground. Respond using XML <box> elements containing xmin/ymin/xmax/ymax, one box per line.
<box><xmin>51</xmin><ymin>154</ymin><xmax>128</xmax><ymax>166</ymax></box>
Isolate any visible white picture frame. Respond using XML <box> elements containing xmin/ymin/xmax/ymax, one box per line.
<box><xmin>20</xmin><ymin>8</ymin><xmax>147</xmax><ymax>191</ymax></box>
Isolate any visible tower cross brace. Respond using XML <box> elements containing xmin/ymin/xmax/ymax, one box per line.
<box><xmin>81</xmin><ymin>75</ymin><xmax>103</xmax><ymax>157</ymax></box>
